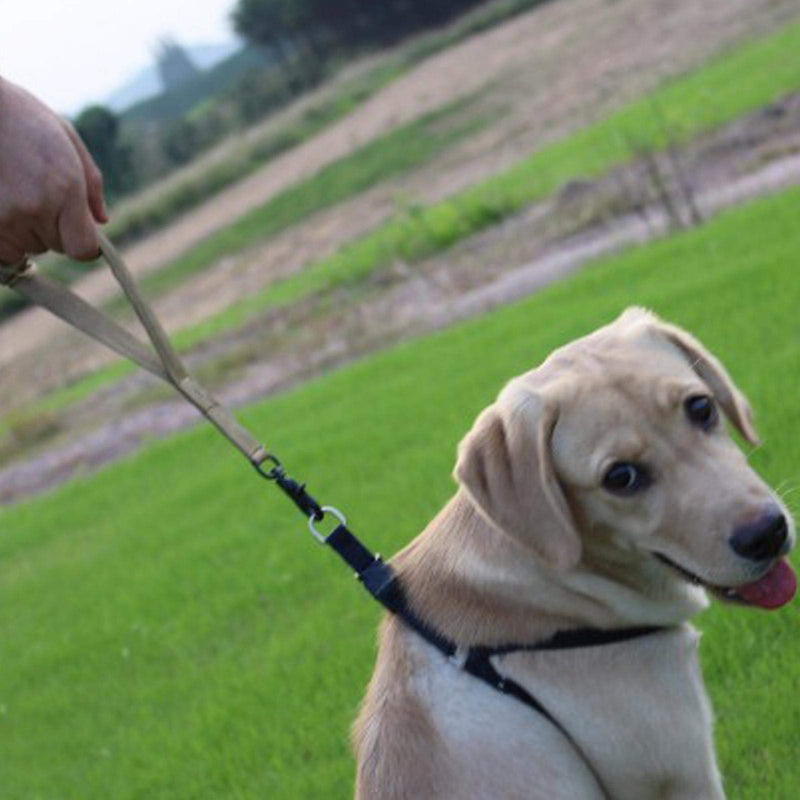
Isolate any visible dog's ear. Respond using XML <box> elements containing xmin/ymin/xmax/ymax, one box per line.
<box><xmin>647</xmin><ymin>317</ymin><xmax>759</xmax><ymax>446</ymax></box>
<box><xmin>454</xmin><ymin>388</ymin><xmax>581</xmax><ymax>570</ymax></box>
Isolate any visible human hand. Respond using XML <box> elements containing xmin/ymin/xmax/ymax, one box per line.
<box><xmin>0</xmin><ymin>77</ymin><xmax>108</xmax><ymax>265</ymax></box>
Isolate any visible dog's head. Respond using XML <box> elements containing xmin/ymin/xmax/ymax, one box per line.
<box><xmin>455</xmin><ymin>307</ymin><xmax>796</xmax><ymax>609</ymax></box>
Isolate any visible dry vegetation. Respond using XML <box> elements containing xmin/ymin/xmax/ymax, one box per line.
<box><xmin>0</xmin><ymin>0</ymin><xmax>799</xmax><ymax>498</ymax></box>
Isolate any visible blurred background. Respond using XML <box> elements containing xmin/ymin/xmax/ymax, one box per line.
<box><xmin>1</xmin><ymin>0</ymin><xmax>799</xmax><ymax>797</ymax></box>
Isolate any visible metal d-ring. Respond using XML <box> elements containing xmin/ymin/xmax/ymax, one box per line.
<box><xmin>308</xmin><ymin>506</ymin><xmax>347</xmax><ymax>544</ymax></box>
<box><xmin>253</xmin><ymin>452</ymin><xmax>283</xmax><ymax>480</ymax></box>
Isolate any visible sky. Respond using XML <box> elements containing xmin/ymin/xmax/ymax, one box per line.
<box><xmin>1</xmin><ymin>0</ymin><xmax>240</xmax><ymax>115</ymax></box>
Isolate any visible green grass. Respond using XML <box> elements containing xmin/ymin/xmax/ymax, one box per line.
<box><xmin>2</xmin><ymin>182</ymin><xmax>799</xmax><ymax>798</ymax></box>
<box><xmin>37</xmin><ymin>362</ymin><xmax>133</xmax><ymax>414</ymax></box>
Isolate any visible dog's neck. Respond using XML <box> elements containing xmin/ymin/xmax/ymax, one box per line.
<box><xmin>391</xmin><ymin>491</ymin><xmax>707</xmax><ymax>647</ymax></box>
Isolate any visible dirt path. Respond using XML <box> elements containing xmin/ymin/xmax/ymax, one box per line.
<box><xmin>2</xmin><ymin>139</ymin><xmax>798</xmax><ymax>504</ymax></box>
<box><xmin>0</xmin><ymin>0</ymin><xmax>796</xmax><ymax>377</ymax></box>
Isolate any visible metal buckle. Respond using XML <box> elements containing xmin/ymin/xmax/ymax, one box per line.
<box><xmin>308</xmin><ymin>506</ymin><xmax>347</xmax><ymax>544</ymax></box>
<box><xmin>253</xmin><ymin>452</ymin><xmax>283</xmax><ymax>480</ymax></box>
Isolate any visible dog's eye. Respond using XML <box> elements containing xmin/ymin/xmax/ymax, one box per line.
<box><xmin>603</xmin><ymin>462</ymin><xmax>651</xmax><ymax>495</ymax></box>
<box><xmin>684</xmin><ymin>394</ymin><xmax>717</xmax><ymax>431</ymax></box>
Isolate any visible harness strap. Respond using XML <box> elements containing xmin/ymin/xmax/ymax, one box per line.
<box><xmin>323</xmin><ymin>521</ymin><xmax>664</xmax><ymax>800</ymax></box>
<box><xmin>0</xmin><ymin>236</ymin><xmax>269</xmax><ymax>467</ymax></box>
<box><xmin>486</xmin><ymin>623</ymin><xmax>666</xmax><ymax>655</ymax></box>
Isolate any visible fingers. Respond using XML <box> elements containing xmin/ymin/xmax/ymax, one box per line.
<box><xmin>0</xmin><ymin>230</ymin><xmax>46</xmax><ymax>265</ymax></box>
<box><xmin>57</xmin><ymin>186</ymin><xmax>101</xmax><ymax>262</ymax></box>
<box><xmin>62</xmin><ymin>121</ymin><xmax>108</xmax><ymax>224</ymax></box>
<box><xmin>0</xmin><ymin>239</ymin><xmax>25</xmax><ymax>265</ymax></box>
<box><xmin>58</xmin><ymin>122</ymin><xmax>106</xmax><ymax>259</ymax></box>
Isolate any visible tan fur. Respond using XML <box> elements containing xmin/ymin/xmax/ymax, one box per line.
<box><xmin>353</xmin><ymin>308</ymin><xmax>795</xmax><ymax>799</ymax></box>
<box><xmin>353</xmin><ymin>616</ymin><xmax>456</xmax><ymax>798</ymax></box>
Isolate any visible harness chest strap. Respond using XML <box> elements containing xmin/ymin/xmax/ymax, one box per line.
<box><xmin>326</xmin><ymin>520</ymin><xmax>663</xmax><ymax>684</ymax></box>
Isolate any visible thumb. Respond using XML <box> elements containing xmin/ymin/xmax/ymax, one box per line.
<box><xmin>58</xmin><ymin>185</ymin><xmax>101</xmax><ymax>261</ymax></box>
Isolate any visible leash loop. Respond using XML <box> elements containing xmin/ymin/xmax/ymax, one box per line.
<box><xmin>253</xmin><ymin>453</ymin><xmax>284</xmax><ymax>480</ymax></box>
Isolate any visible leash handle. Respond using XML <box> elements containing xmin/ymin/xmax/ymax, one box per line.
<box><xmin>98</xmin><ymin>232</ymin><xmax>271</xmax><ymax>465</ymax></box>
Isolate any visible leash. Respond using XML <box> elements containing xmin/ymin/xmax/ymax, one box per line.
<box><xmin>0</xmin><ymin>235</ymin><xmax>270</xmax><ymax>467</ymax></box>
<box><xmin>0</xmin><ymin>238</ymin><xmax>663</xmax><ymax>799</ymax></box>
<box><xmin>0</xmin><ymin>235</ymin><xmax>350</xmax><ymax>526</ymax></box>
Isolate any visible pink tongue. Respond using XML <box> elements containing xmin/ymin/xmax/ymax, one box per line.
<box><xmin>736</xmin><ymin>559</ymin><xmax>797</xmax><ymax>609</ymax></box>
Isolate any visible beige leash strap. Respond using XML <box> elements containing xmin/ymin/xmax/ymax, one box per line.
<box><xmin>0</xmin><ymin>234</ymin><xmax>269</xmax><ymax>467</ymax></box>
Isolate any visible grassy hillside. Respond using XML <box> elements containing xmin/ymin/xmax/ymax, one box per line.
<box><xmin>1</xmin><ymin>182</ymin><xmax>798</xmax><ymax>798</ymax></box>
<box><xmin>121</xmin><ymin>47</ymin><xmax>273</xmax><ymax>124</ymax></box>
<box><xmin>166</xmin><ymin>16</ymin><xmax>800</xmax><ymax>346</ymax></box>
<box><xmin>126</xmin><ymin>98</ymin><xmax>490</xmax><ymax>302</ymax></box>
<box><xmin>107</xmin><ymin>0</ymin><xmax>552</xmax><ymax>244</ymax></box>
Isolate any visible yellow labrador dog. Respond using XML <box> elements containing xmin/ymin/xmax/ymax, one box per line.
<box><xmin>353</xmin><ymin>308</ymin><xmax>795</xmax><ymax>799</ymax></box>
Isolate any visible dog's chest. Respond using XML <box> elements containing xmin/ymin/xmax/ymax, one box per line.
<box><xmin>416</xmin><ymin>624</ymin><xmax>724</xmax><ymax>799</ymax></box>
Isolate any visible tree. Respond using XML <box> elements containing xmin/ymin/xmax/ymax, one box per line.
<box><xmin>73</xmin><ymin>105</ymin><xmax>134</xmax><ymax>198</ymax></box>
<box><xmin>231</xmin><ymin>0</ymin><xmax>292</xmax><ymax>60</ymax></box>
<box><xmin>230</xmin><ymin>0</ymin><xmax>486</xmax><ymax>57</ymax></box>
<box><xmin>159</xmin><ymin>117</ymin><xmax>203</xmax><ymax>166</ymax></box>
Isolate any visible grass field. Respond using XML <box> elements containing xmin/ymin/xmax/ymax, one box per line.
<box><xmin>2</xmin><ymin>182</ymin><xmax>799</xmax><ymax>798</ymax></box>
<box><xmin>125</xmin><ymin>98</ymin><xmax>490</xmax><ymax>303</ymax></box>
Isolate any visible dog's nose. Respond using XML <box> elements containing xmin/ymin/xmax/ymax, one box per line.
<box><xmin>729</xmin><ymin>509</ymin><xmax>789</xmax><ymax>561</ymax></box>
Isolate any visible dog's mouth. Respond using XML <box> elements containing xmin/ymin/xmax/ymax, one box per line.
<box><xmin>654</xmin><ymin>553</ymin><xmax>797</xmax><ymax>609</ymax></box>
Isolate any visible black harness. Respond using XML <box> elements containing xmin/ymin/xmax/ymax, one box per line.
<box><xmin>264</xmin><ymin>463</ymin><xmax>666</xmax><ymax>798</ymax></box>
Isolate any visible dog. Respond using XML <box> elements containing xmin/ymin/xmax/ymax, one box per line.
<box><xmin>352</xmin><ymin>307</ymin><xmax>796</xmax><ymax>799</ymax></box>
